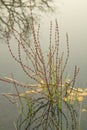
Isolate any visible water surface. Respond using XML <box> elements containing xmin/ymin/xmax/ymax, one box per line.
<box><xmin>0</xmin><ymin>0</ymin><xmax>87</xmax><ymax>129</ymax></box>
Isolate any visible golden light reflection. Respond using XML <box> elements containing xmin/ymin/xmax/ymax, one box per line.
<box><xmin>64</xmin><ymin>87</ymin><xmax>87</xmax><ymax>103</ymax></box>
<box><xmin>82</xmin><ymin>109</ymin><xmax>86</xmax><ymax>112</ymax></box>
<box><xmin>77</xmin><ymin>96</ymin><xmax>83</xmax><ymax>102</ymax></box>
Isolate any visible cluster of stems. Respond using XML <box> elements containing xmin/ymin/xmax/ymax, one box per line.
<box><xmin>0</xmin><ymin>1</ymin><xmax>80</xmax><ymax>130</ymax></box>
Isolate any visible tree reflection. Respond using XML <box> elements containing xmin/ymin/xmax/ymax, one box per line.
<box><xmin>0</xmin><ymin>0</ymin><xmax>54</xmax><ymax>39</ymax></box>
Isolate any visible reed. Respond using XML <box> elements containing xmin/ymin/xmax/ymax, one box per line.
<box><xmin>0</xmin><ymin>1</ymin><xmax>81</xmax><ymax>130</ymax></box>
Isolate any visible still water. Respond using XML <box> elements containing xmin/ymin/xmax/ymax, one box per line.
<box><xmin>0</xmin><ymin>0</ymin><xmax>87</xmax><ymax>129</ymax></box>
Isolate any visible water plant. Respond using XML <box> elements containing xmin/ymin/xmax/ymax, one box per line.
<box><xmin>0</xmin><ymin>1</ymin><xmax>82</xmax><ymax>130</ymax></box>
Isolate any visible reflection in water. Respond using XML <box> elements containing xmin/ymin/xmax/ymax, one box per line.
<box><xmin>16</xmin><ymin>96</ymin><xmax>79</xmax><ymax>130</ymax></box>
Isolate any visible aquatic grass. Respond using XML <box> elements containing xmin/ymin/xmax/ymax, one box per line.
<box><xmin>1</xmin><ymin>16</ymin><xmax>79</xmax><ymax>130</ymax></box>
<box><xmin>0</xmin><ymin>0</ymin><xmax>83</xmax><ymax>130</ymax></box>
